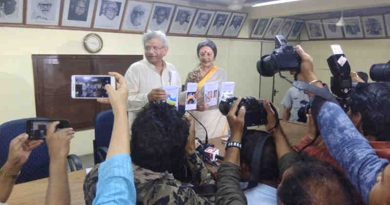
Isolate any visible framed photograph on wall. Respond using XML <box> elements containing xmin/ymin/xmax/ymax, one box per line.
<box><xmin>0</xmin><ymin>0</ymin><xmax>23</xmax><ymax>23</ymax></box>
<box><xmin>121</xmin><ymin>1</ymin><xmax>152</xmax><ymax>32</ymax></box>
<box><xmin>62</xmin><ymin>0</ymin><xmax>96</xmax><ymax>27</ymax></box>
<box><xmin>168</xmin><ymin>6</ymin><xmax>196</xmax><ymax>34</ymax></box>
<box><xmin>93</xmin><ymin>0</ymin><xmax>126</xmax><ymax>30</ymax></box>
<box><xmin>264</xmin><ymin>18</ymin><xmax>284</xmax><ymax>39</ymax></box>
<box><xmin>223</xmin><ymin>12</ymin><xmax>247</xmax><ymax>37</ymax></box>
<box><xmin>305</xmin><ymin>20</ymin><xmax>325</xmax><ymax>39</ymax></box>
<box><xmin>362</xmin><ymin>15</ymin><xmax>386</xmax><ymax>38</ymax></box>
<box><xmin>207</xmin><ymin>11</ymin><xmax>231</xmax><ymax>36</ymax></box>
<box><xmin>322</xmin><ymin>18</ymin><xmax>344</xmax><ymax>39</ymax></box>
<box><xmin>343</xmin><ymin>17</ymin><xmax>363</xmax><ymax>38</ymax></box>
<box><xmin>279</xmin><ymin>19</ymin><xmax>295</xmax><ymax>38</ymax></box>
<box><xmin>147</xmin><ymin>3</ymin><xmax>175</xmax><ymax>33</ymax></box>
<box><xmin>385</xmin><ymin>14</ymin><xmax>390</xmax><ymax>37</ymax></box>
<box><xmin>189</xmin><ymin>9</ymin><xmax>214</xmax><ymax>35</ymax></box>
<box><xmin>288</xmin><ymin>20</ymin><xmax>304</xmax><ymax>40</ymax></box>
<box><xmin>251</xmin><ymin>18</ymin><xmax>271</xmax><ymax>38</ymax></box>
<box><xmin>26</xmin><ymin>0</ymin><xmax>61</xmax><ymax>25</ymax></box>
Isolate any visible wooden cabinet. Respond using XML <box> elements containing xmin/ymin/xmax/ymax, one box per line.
<box><xmin>32</xmin><ymin>55</ymin><xmax>143</xmax><ymax>130</ymax></box>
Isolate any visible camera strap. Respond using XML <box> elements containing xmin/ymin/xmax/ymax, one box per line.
<box><xmin>293</xmin><ymin>81</ymin><xmax>337</xmax><ymax>104</ymax></box>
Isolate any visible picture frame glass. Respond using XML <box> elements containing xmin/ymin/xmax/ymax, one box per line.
<box><xmin>385</xmin><ymin>14</ymin><xmax>390</xmax><ymax>37</ymax></box>
<box><xmin>62</xmin><ymin>0</ymin><xmax>96</xmax><ymax>27</ymax></box>
<box><xmin>305</xmin><ymin>20</ymin><xmax>325</xmax><ymax>39</ymax></box>
<box><xmin>0</xmin><ymin>0</ymin><xmax>23</xmax><ymax>23</ymax></box>
<box><xmin>343</xmin><ymin>17</ymin><xmax>364</xmax><ymax>38</ymax></box>
<box><xmin>147</xmin><ymin>3</ymin><xmax>175</xmax><ymax>33</ymax></box>
<box><xmin>169</xmin><ymin>6</ymin><xmax>196</xmax><ymax>34</ymax></box>
<box><xmin>207</xmin><ymin>11</ymin><xmax>231</xmax><ymax>36</ymax></box>
<box><xmin>362</xmin><ymin>15</ymin><xmax>385</xmax><ymax>38</ymax></box>
<box><xmin>121</xmin><ymin>1</ymin><xmax>153</xmax><ymax>32</ymax></box>
<box><xmin>27</xmin><ymin>0</ymin><xmax>62</xmax><ymax>25</ymax></box>
<box><xmin>223</xmin><ymin>13</ymin><xmax>247</xmax><ymax>37</ymax></box>
<box><xmin>264</xmin><ymin>18</ymin><xmax>284</xmax><ymax>39</ymax></box>
<box><xmin>189</xmin><ymin>10</ymin><xmax>215</xmax><ymax>35</ymax></box>
<box><xmin>288</xmin><ymin>21</ymin><xmax>304</xmax><ymax>40</ymax></box>
<box><xmin>322</xmin><ymin>18</ymin><xmax>344</xmax><ymax>39</ymax></box>
<box><xmin>93</xmin><ymin>0</ymin><xmax>126</xmax><ymax>30</ymax></box>
<box><xmin>251</xmin><ymin>18</ymin><xmax>270</xmax><ymax>38</ymax></box>
<box><xmin>279</xmin><ymin>19</ymin><xmax>295</xmax><ymax>38</ymax></box>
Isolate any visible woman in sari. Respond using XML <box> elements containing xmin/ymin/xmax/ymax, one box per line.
<box><xmin>185</xmin><ymin>39</ymin><xmax>228</xmax><ymax>141</ymax></box>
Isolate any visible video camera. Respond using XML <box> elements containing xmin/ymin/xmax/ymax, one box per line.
<box><xmin>370</xmin><ymin>63</ymin><xmax>390</xmax><ymax>82</ymax></box>
<box><xmin>219</xmin><ymin>96</ymin><xmax>268</xmax><ymax>127</ymax></box>
<box><xmin>257</xmin><ymin>35</ymin><xmax>301</xmax><ymax>77</ymax></box>
<box><xmin>326</xmin><ymin>45</ymin><xmax>352</xmax><ymax>111</ymax></box>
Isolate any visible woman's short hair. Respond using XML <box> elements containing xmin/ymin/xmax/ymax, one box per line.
<box><xmin>197</xmin><ymin>39</ymin><xmax>217</xmax><ymax>58</ymax></box>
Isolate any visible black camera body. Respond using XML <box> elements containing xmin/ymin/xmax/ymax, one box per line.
<box><xmin>370</xmin><ymin>63</ymin><xmax>390</xmax><ymax>82</ymax></box>
<box><xmin>257</xmin><ymin>35</ymin><xmax>301</xmax><ymax>77</ymax></box>
<box><xmin>27</xmin><ymin>119</ymin><xmax>70</xmax><ymax>140</ymax></box>
<box><xmin>219</xmin><ymin>97</ymin><xmax>267</xmax><ymax>127</ymax></box>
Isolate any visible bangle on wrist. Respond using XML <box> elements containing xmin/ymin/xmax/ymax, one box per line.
<box><xmin>226</xmin><ymin>141</ymin><xmax>242</xmax><ymax>150</ymax></box>
<box><xmin>309</xmin><ymin>79</ymin><xmax>322</xmax><ymax>85</ymax></box>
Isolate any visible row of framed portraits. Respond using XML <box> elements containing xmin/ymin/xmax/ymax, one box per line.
<box><xmin>251</xmin><ymin>14</ymin><xmax>390</xmax><ymax>40</ymax></box>
<box><xmin>0</xmin><ymin>0</ymin><xmax>247</xmax><ymax>37</ymax></box>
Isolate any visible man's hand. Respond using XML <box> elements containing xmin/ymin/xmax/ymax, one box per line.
<box><xmin>263</xmin><ymin>100</ymin><xmax>278</xmax><ymax>132</ymax></box>
<box><xmin>295</xmin><ymin>45</ymin><xmax>317</xmax><ymax>83</ymax></box>
<box><xmin>147</xmin><ymin>88</ymin><xmax>167</xmax><ymax>102</ymax></box>
<box><xmin>227</xmin><ymin>98</ymin><xmax>245</xmax><ymax>142</ymax></box>
<box><xmin>98</xmin><ymin>72</ymin><xmax>128</xmax><ymax>114</ymax></box>
<box><xmin>46</xmin><ymin>122</ymin><xmax>74</xmax><ymax>161</ymax></box>
<box><xmin>185</xmin><ymin>119</ymin><xmax>197</xmax><ymax>156</ymax></box>
<box><xmin>4</xmin><ymin>134</ymin><xmax>43</xmax><ymax>175</ymax></box>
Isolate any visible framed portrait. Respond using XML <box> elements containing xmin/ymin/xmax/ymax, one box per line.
<box><xmin>279</xmin><ymin>19</ymin><xmax>295</xmax><ymax>38</ymax></box>
<box><xmin>62</xmin><ymin>0</ymin><xmax>96</xmax><ymax>27</ymax></box>
<box><xmin>305</xmin><ymin>20</ymin><xmax>325</xmax><ymax>39</ymax></box>
<box><xmin>343</xmin><ymin>17</ymin><xmax>363</xmax><ymax>38</ymax></box>
<box><xmin>93</xmin><ymin>0</ymin><xmax>126</xmax><ymax>30</ymax></box>
<box><xmin>121</xmin><ymin>1</ymin><xmax>152</xmax><ymax>32</ymax></box>
<box><xmin>362</xmin><ymin>15</ymin><xmax>386</xmax><ymax>38</ymax></box>
<box><xmin>26</xmin><ymin>0</ymin><xmax>61</xmax><ymax>25</ymax></box>
<box><xmin>0</xmin><ymin>0</ymin><xmax>23</xmax><ymax>23</ymax></box>
<box><xmin>385</xmin><ymin>14</ymin><xmax>390</xmax><ymax>37</ymax></box>
<box><xmin>223</xmin><ymin>12</ymin><xmax>247</xmax><ymax>37</ymax></box>
<box><xmin>322</xmin><ymin>18</ymin><xmax>344</xmax><ymax>39</ymax></box>
<box><xmin>251</xmin><ymin>18</ymin><xmax>270</xmax><ymax>38</ymax></box>
<box><xmin>207</xmin><ymin>11</ymin><xmax>231</xmax><ymax>36</ymax></box>
<box><xmin>189</xmin><ymin>9</ymin><xmax>215</xmax><ymax>35</ymax></box>
<box><xmin>263</xmin><ymin>18</ymin><xmax>284</xmax><ymax>39</ymax></box>
<box><xmin>288</xmin><ymin>20</ymin><xmax>305</xmax><ymax>40</ymax></box>
<box><xmin>169</xmin><ymin>6</ymin><xmax>196</xmax><ymax>34</ymax></box>
<box><xmin>147</xmin><ymin>3</ymin><xmax>175</xmax><ymax>33</ymax></box>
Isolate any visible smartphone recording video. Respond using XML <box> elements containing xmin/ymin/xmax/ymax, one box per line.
<box><xmin>26</xmin><ymin>120</ymin><xmax>70</xmax><ymax>140</ymax></box>
<box><xmin>71</xmin><ymin>75</ymin><xmax>116</xmax><ymax>99</ymax></box>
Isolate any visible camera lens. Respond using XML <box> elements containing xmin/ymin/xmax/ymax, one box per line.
<box><xmin>370</xmin><ymin>64</ymin><xmax>390</xmax><ymax>82</ymax></box>
<box><xmin>257</xmin><ymin>55</ymin><xmax>278</xmax><ymax>77</ymax></box>
<box><xmin>218</xmin><ymin>97</ymin><xmax>237</xmax><ymax>115</ymax></box>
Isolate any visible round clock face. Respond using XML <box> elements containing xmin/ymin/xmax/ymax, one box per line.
<box><xmin>83</xmin><ymin>33</ymin><xmax>103</xmax><ymax>53</ymax></box>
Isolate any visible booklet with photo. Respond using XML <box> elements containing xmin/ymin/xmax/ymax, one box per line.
<box><xmin>163</xmin><ymin>86</ymin><xmax>179</xmax><ymax>109</ymax></box>
<box><xmin>220</xmin><ymin>82</ymin><xmax>236</xmax><ymax>102</ymax></box>
<box><xmin>185</xmin><ymin>82</ymin><xmax>198</xmax><ymax>111</ymax></box>
<box><xmin>204</xmin><ymin>82</ymin><xmax>219</xmax><ymax>107</ymax></box>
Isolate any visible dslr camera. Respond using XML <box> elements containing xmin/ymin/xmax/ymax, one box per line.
<box><xmin>219</xmin><ymin>97</ymin><xmax>267</xmax><ymax>127</ymax></box>
<box><xmin>257</xmin><ymin>35</ymin><xmax>301</xmax><ymax>77</ymax></box>
<box><xmin>370</xmin><ymin>63</ymin><xmax>390</xmax><ymax>82</ymax></box>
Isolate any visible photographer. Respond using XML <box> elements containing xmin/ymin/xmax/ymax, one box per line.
<box><xmin>0</xmin><ymin>134</ymin><xmax>43</xmax><ymax>203</ymax></box>
<box><xmin>295</xmin><ymin>45</ymin><xmax>389</xmax><ymax>205</ymax></box>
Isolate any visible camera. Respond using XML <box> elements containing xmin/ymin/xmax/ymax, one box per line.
<box><xmin>327</xmin><ymin>54</ymin><xmax>352</xmax><ymax>99</ymax></box>
<box><xmin>257</xmin><ymin>35</ymin><xmax>301</xmax><ymax>77</ymax></box>
<box><xmin>26</xmin><ymin>120</ymin><xmax>70</xmax><ymax>140</ymax></box>
<box><xmin>219</xmin><ymin>97</ymin><xmax>267</xmax><ymax>127</ymax></box>
<box><xmin>370</xmin><ymin>63</ymin><xmax>390</xmax><ymax>82</ymax></box>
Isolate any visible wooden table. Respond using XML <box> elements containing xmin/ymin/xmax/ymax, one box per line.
<box><xmin>7</xmin><ymin>170</ymin><xmax>86</xmax><ymax>205</ymax></box>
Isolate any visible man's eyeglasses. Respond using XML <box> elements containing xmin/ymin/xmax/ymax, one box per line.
<box><xmin>144</xmin><ymin>46</ymin><xmax>165</xmax><ymax>52</ymax></box>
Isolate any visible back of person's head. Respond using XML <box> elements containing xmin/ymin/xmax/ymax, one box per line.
<box><xmin>278</xmin><ymin>158</ymin><xmax>361</xmax><ymax>205</ymax></box>
<box><xmin>143</xmin><ymin>30</ymin><xmax>169</xmax><ymax>48</ymax></box>
<box><xmin>240</xmin><ymin>130</ymin><xmax>279</xmax><ymax>183</ymax></box>
<box><xmin>131</xmin><ymin>102</ymin><xmax>189</xmax><ymax>177</ymax></box>
<box><xmin>349</xmin><ymin>82</ymin><xmax>390</xmax><ymax>141</ymax></box>
<box><xmin>197</xmin><ymin>39</ymin><xmax>217</xmax><ymax>58</ymax></box>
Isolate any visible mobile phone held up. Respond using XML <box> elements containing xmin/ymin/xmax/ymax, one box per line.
<box><xmin>26</xmin><ymin>120</ymin><xmax>71</xmax><ymax>140</ymax></box>
<box><xmin>71</xmin><ymin>75</ymin><xmax>116</xmax><ymax>99</ymax></box>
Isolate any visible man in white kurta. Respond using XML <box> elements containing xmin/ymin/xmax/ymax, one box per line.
<box><xmin>125</xmin><ymin>31</ymin><xmax>181</xmax><ymax>126</ymax></box>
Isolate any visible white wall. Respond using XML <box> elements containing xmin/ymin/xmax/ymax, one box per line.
<box><xmin>0</xmin><ymin>26</ymin><xmax>264</xmax><ymax>155</ymax></box>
